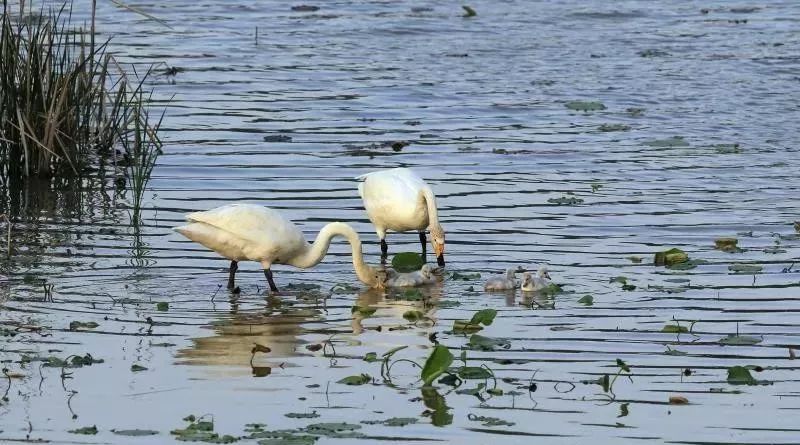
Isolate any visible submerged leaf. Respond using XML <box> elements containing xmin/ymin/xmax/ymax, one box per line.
<box><xmin>467</xmin><ymin>413</ymin><xmax>515</xmax><ymax>427</ymax></box>
<box><xmin>403</xmin><ymin>310</ymin><xmax>425</xmax><ymax>322</ymax></box>
<box><xmin>156</xmin><ymin>302</ymin><xmax>169</xmax><ymax>311</ymax></box>
<box><xmin>69</xmin><ymin>321</ymin><xmax>99</xmax><ymax>330</ymax></box>
<box><xmin>69</xmin><ymin>425</ymin><xmax>98</xmax><ymax>435</ymax></box>
<box><xmin>112</xmin><ymin>429</ymin><xmax>159</xmax><ymax>436</ymax></box>
<box><xmin>457</xmin><ymin>366</ymin><xmax>493</xmax><ymax>380</ymax></box>
<box><xmin>578</xmin><ymin>295</ymin><xmax>594</xmax><ymax>306</ymax></box>
<box><xmin>351</xmin><ymin>305</ymin><xmax>377</xmax><ymax>316</ymax></box>
<box><xmin>131</xmin><ymin>364</ymin><xmax>148</xmax><ymax>372</ymax></box>
<box><xmin>644</xmin><ymin>136</ymin><xmax>689</xmax><ymax>148</ymax></box>
<box><xmin>421</xmin><ymin>345</ymin><xmax>454</xmax><ymax>386</ymax></box>
<box><xmin>468</xmin><ymin>334</ymin><xmax>511</xmax><ymax>351</ymax></box>
<box><xmin>565</xmin><ymin>100</ymin><xmax>606</xmax><ymax>112</ymax></box>
<box><xmin>662</xmin><ymin>324</ymin><xmax>688</xmax><ymax>334</ymax></box>
<box><xmin>449</xmin><ymin>271</ymin><xmax>481</xmax><ymax>281</ymax></box>
<box><xmin>728</xmin><ymin>264</ymin><xmax>763</xmax><ymax>274</ymax></box>
<box><xmin>391</xmin><ymin>252</ymin><xmax>424</xmax><ymax>272</ymax></box>
<box><xmin>719</xmin><ymin>335</ymin><xmax>762</xmax><ymax>346</ymax></box>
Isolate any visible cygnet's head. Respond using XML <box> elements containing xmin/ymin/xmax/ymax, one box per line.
<box><xmin>521</xmin><ymin>272</ymin><xmax>533</xmax><ymax>288</ymax></box>
<box><xmin>537</xmin><ymin>265</ymin><xmax>551</xmax><ymax>280</ymax></box>
<box><xmin>505</xmin><ymin>268</ymin><xmax>516</xmax><ymax>279</ymax></box>
<box><xmin>420</xmin><ymin>264</ymin><xmax>435</xmax><ymax>278</ymax></box>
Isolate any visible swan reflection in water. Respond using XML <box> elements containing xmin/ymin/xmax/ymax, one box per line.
<box><xmin>177</xmin><ymin>280</ymin><xmax>445</xmax><ymax>373</ymax></box>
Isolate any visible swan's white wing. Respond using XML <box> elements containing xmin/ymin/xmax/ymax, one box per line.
<box><xmin>186</xmin><ymin>204</ymin><xmax>305</xmax><ymax>247</ymax></box>
<box><xmin>357</xmin><ymin>168</ymin><xmax>429</xmax><ymax>231</ymax></box>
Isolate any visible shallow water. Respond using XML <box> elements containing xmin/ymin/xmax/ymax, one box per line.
<box><xmin>2</xmin><ymin>0</ymin><xmax>800</xmax><ymax>443</ymax></box>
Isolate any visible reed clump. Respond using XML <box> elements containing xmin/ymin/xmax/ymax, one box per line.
<box><xmin>0</xmin><ymin>0</ymin><xmax>162</xmax><ymax>221</ymax></box>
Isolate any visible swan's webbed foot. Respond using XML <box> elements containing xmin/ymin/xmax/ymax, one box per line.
<box><xmin>227</xmin><ymin>260</ymin><xmax>238</xmax><ymax>290</ymax></box>
<box><xmin>264</xmin><ymin>268</ymin><xmax>279</xmax><ymax>293</ymax></box>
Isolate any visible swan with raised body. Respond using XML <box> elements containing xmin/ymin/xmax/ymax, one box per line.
<box><xmin>356</xmin><ymin>167</ymin><xmax>446</xmax><ymax>266</ymax></box>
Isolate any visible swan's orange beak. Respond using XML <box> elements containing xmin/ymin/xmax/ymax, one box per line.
<box><xmin>434</xmin><ymin>242</ymin><xmax>445</xmax><ymax>266</ymax></box>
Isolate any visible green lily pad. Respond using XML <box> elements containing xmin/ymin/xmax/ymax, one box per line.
<box><xmin>467</xmin><ymin>414</ymin><xmax>515</xmax><ymax>427</ymax></box>
<box><xmin>156</xmin><ymin>302</ymin><xmax>169</xmax><ymax>311</ymax></box>
<box><xmin>727</xmin><ymin>366</ymin><xmax>757</xmax><ymax>385</ymax></box>
<box><xmin>351</xmin><ymin>305</ymin><xmax>377</xmax><ymax>316</ymax></box>
<box><xmin>578</xmin><ymin>295</ymin><xmax>594</xmax><ymax>306</ymax></box>
<box><xmin>470</xmin><ymin>309</ymin><xmax>497</xmax><ymax>326</ymax></box>
<box><xmin>403</xmin><ymin>310</ymin><xmax>425</xmax><ymax>322</ymax></box>
<box><xmin>468</xmin><ymin>334</ymin><xmax>511</xmax><ymax>351</ymax></box>
<box><xmin>337</xmin><ymin>374</ymin><xmax>371</xmax><ymax>385</ymax></box>
<box><xmin>363</xmin><ymin>352</ymin><xmax>379</xmax><ymax>363</ymax></box>
<box><xmin>715</xmin><ymin>238</ymin><xmax>743</xmax><ymax>253</ymax></box>
<box><xmin>655</xmin><ymin>248</ymin><xmax>689</xmax><ymax>266</ymax></box>
<box><xmin>131</xmin><ymin>364</ymin><xmax>148</xmax><ymax>372</ymax></box>
<box><xmin>565</xmin><ymin>100</ymin><xmax>606</xmax><ymax>112</ymax></box>
<box><xmin>662</xmin><ymin>324</ymin><xmax>688</xmax><ymax>334</ymax></box>
<box><xmin>421</xmin><ymin>345</ymin><xmax>454</xmax><ymax>386</ymax></box>
<box><xmin>391</xmin><ymin>252</ymin><xmax>424</xmax><ymax>272</ymax></box>
<box><xmin>361</xmin><ymin>417</ymin><xmax>417</xmax><ymax>427</ymax></box>
<box><xmin>457</xmin><ymin>366</ymin><xmax>493</xmax><ymax>380</ymax></box>
<box><xmin>285</xmin><ymin>411</ymin><xmax>320</xmax><ymax>419</ymax></box>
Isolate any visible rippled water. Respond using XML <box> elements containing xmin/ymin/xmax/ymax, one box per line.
<box><xmin>2</xmin><ymin>1</ymin><xmax>800</xmax><ymax>443</ymax></box>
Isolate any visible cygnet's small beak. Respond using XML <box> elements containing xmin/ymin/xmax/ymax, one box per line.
<box><xmin>434</xmin><ymin>243</ymin><xmax>445</xmax><ymax>266</ymax></box>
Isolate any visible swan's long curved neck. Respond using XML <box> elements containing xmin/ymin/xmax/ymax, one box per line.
<box><xmin>289</xmin><ymin>222</ymin><xmax>378</xmax><ymax>286</ymax></box>
<box><xmin>421</xmin><ymin>186</ymin><xmax>440</xmax><ymax>228</ymax></box>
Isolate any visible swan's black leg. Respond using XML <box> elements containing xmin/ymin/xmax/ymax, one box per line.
<box><xmin>264</xmin><ymin>269</ymin><xmax>279</xmax><ymax>293</ymax></box>
<box><xmin>380</xmin><ymin>238</ymin><xmax>388</xmax><ymax>264</ymax></box>
<box><xmin>227</xmin><ymin>260</ymin><xmax>238</xmax><ymax>290</ymax></box>
<box><xmin>419</xmin><ymin>232</ymin><xmax>427</xmax><ymax>259</ymax></box>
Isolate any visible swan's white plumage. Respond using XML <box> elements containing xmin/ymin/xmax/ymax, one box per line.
<box><xmin>484</xmin><ymin>268</ymin><xmax>517</xmax><ymax>291</ymax></box>
<box><xmin>176</xmin><ymin>204</ymin><xmax>306</xmax><ymax>267</ymax></box>
<box><xmin>521</xmin><ymin>266</ymin><xmax>552</xmax><ymax>292</ymax></box>
<box><xmin>385</xmin><ymin>264</ymin><xmax>437</xmax><ymax>287</ymax></box>
<box><xmin>357</xmin><ymin>167</ymin><xmax>432</xmax><ymax>237</ymax></box>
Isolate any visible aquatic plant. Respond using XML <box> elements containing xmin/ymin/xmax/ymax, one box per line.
<box><xmin>0</xmin><ymin>0</ymin><xmax>163</xmax><ymax>222</ymax></box>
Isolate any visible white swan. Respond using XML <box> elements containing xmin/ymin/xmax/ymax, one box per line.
<box><xmin>385</xmin><ymin>264</ymin><xmax>438</xmax><ymax>287</ymax></box>
<box><xmin>484</xmin><ymin>268</ymin><xmax>517</xmax><ymax>291</ymax></box>
<box><xmin>356</xmin><ymin>168</ymin><xmax>446</xmax><ymax>266</ymax></box>
<box><xmin>520</xmin><ymin>266</ymin><xmax>552</xmax><ymax>292</ymax></box>
<box><xmin>174</xmin><ymin>204</ymin><xmax>383</xmax><ymax>292</ymax></box>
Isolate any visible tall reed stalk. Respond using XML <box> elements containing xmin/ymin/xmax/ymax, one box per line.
<box><xmin>0</xmin><ymin>0</ymin><xmax>163</xmax><ymax>224</ymax></box>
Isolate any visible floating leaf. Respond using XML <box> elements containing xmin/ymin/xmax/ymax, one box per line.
<box><xmin>667</xmin><ymin>259</ymin><xmax>708</xmax><ymax>271</ymax></box>
<box><xmin>156</xmin><ymin>302</ymin><xmax>169</xmax><ymax>311</ymax></box>
<box><xmin>622</xmin><ymin>284</ymin><xmax>636</xmax><ymax>291</ymax></box>
<box><xmin>598</xmin><ymin>124</ymin><xmax>630</xmax><ymax>132</ymax></box>
<box><xmin>421</xmin><ymin>345</ymin><xmax>454</xmax><ymax>386</ymax></box>
<box><xmin>616</xmin><ymin>359</ymin><xmax>631</xmax><ymax>373</ymax></box>
<box><xmin>112</xmin><ymin>429</ymin><xmax>159</xmax><ymax>436</ymax></box>
<box><xmin>69</xmin><ymin>425</ymin><xmax>98</xmax><ymax>435</ymax></box>
<box><xmin>458</xmin><ymin>366</ymin><xmax>493</xmax><ymax>380</ymax></box>
<box><xmin>391</xmin><ymin>252</ymin><xmax>424</xmax><ymax>272</ymax></box>
<box><xmin>403</xmin><ymin>310</ymin><xmax>425</xmax><ymax>322</ymax></box>
<box><xmin>449</xmin><ymin>271</ymin><xmax>481</xmax><ymax>281</ymax></box>
<box><xmin>351</xmin><ymin>305</ymin><xmax>377</xmax><ymax>316</ymax></box>
<box><xmin>285</xmin><ymin>411</ymin><xmax>320</xmax><ymax>419</ymax></box>
<box><xmin>398</xmin><ymin>289</ymin><xmax>423</xmax><ymax>301</ymax></box>
<box><xmin>469</xmin><ymin>309</ymin><xmax>497</xmax><ymax>326</ymax></box>
<box><xmin>565</xmin><ymin>100</ymin><xmax>606</xmax><ymax>112</ymax></box>
<box><xmin>578</xmin><ymin>295</ymin><xmax>594</xmax><ymax>306</ymax></box>
<box><xmin>337</xmin><ymin>374</ymin><xmax>371</xmax><ymax>386</ymax></box>
<box><xmin>548</xmin><ymin>196</ymin><xmax>584</xmax><ymax>205</ymax></box>
<box><xmin>363</xmin><ymin>352</ymin><xmax>379</xmax><ymax>363</ymax></box>
<box><xmin>361</xmin><ymin>417</ymin><xmax>417</xmax><ymax>427</ymax></box>
<box><xmin>486</xmin><ymin>388</ymin><xmax>503</xmax><ymax>396</ymax></box>
<box><xmin>597</xmin><ymin>374</ymin><xmax>610</xmax><ymax>392</ymax></box>
<box><xmin>654</xmin><ymin>248</ymin><xmax>689</xmax><ymax>266</ymax></box>
<box><xmin>609</xmin><ymin>276</ymin><xmax>628</xmax><ymax>284</ymax></box>
<box><xmin>715</xmin><ymin>237</ymin><xmax>742</xmax><ymax>253</ymax></box>
<box><xmin>662</xmin><ymin>324</ymin><xmax>688</xmax><ymax>334</ymax></box>
<box><xmin>462</xmin><ymin>5</ymin><xmax>477</xmax><ymax>17</ymax></box>
<box><xmin>467</xmin><ymin>413</ymin><xmax>514</xmax><ymax>427</ymax></box>
<box><xmin>131</xmin><ymin>364</ymin><xmax>148</xmax><ymax>372</ymax></box>
<box><xmin>69</xmin><ymin>321</ymin><xmax>99</xmax><ymax>330</ymax></box>
<box><xmin>727</xmin><ymin>366</ymin><xmax>757</xmax><ymax>385</ymax></box>
<box><xmin>719</xmin><ymin>335</ymin><xmax>762</xmax><ymax>346</ymax></box>
<box><xmin>468</xmin><ymin>334</ymin><xmax>511</xmax><ymax>351</ymax></box>
<box><xmin>728</xmin><ymin>264</ymin><xmax>762</xmax><ymax>274</ymax></box>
